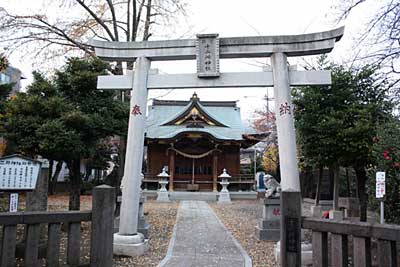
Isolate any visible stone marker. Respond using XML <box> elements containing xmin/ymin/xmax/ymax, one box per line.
<box><xmin>256</xmin><ymin>174</ymin><xmax>281</xmax><ymax>240</ymax></box>
<box><xmin>138</xmin><ymin>196</ymin><xmax>150</xmax><ymax>238</ymax></box>
<box><xmin>256</xmin><ymin>198</ymin><xmax>281</xmax><ymax>241</ymax></box>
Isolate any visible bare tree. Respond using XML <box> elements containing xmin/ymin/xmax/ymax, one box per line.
<box><xmin>0</xmin><ymin>0</ymin><xmax>187</xmax><ymax>61</ymax></box>
<box><xmin>337</xmin><ymin>0</ymin><xmax>400</xmax><ymax>86</ymax></box>
<box><xmin>0</xmin><ymin>0</ymin><xmax>187</xmax><ymax>200</ymax></box>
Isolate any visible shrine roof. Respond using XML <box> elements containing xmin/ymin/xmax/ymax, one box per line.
<box><xmin>145</xmin><ymin>93</ymin><xmax>255</xmax><ymax>142</ymax></box>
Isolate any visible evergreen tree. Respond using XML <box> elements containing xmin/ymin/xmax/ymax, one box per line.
<box><xmin>2</xmin><ymin>57</ymin><xmax>128</xmax><ymax>210</ymax></box>
<box><xmin>293</xmin><ymin>60</ymin><xmax>392</xmax><ymax>221</ymax></box>
<box><xmin>370</xmin><ymin>116</ymin><xmax>400</xmax><ymax>224</ymax></box>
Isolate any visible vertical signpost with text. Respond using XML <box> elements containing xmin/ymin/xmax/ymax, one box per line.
<box><xmin>376</xmin><ymin>171</ymin><xmax>386</xmax><ymax>224</ymax></box>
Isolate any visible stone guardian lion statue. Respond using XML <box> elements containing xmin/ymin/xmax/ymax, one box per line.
<box><xmin>263</xmin><ymin>174</ymin><xmax>281</xmax><ymax>198</ymax></box>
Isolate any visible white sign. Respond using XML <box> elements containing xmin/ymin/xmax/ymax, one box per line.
<box><xmin>9</xmin><ymin>193</ymin><xmax>18</xmax><ymax>212</ymax></box>
<box><xmin>376</xmin><ymin>172</ymin><xmax>385</xmax><ymax>182</ymax></box>
<box><xmin>376</xmin><ymin>172</ymin><xmax>386</xmax><ymax>198</ymax></box>
<box><xmin>0</xmin><ymin>155</ymin><xmax>41</xmax><ymax>190</ymax></box>
<box><xmin>196</xmin><ymin>34</ymin><xmax>220</xmax><ymax>77</ymax></box>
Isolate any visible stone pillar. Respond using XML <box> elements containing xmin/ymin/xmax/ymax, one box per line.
<box><xmin>255</xmin><ymin>198</ymin><xmax>281</xmax><ymax>241</ymax></box>
<box><xmin>90</xmin><ymin>185</ymin><xmax>115</xmax><ymax>267</ymax></box>
<box><xmin>329</xmin><ymin>164</ymin><xmax>343</xmax><ymax>219</ymax></box>
<box><xmin>213</xmin><ymin>153</ymin><xmax>218</xmax><ymax>192</ymax></box>
<box><xmin>168</xmin><ymin>150</ymin><xmax>175</xmax><ymax>192</ymax></box>
<box><xmin>114</xmin><ymin>57</ymin><xmax>150</xmax><ymax>256</ymax></box>
<box><xmin>137</xmin><ymin>196</ymin><xmax>150</xmax><ymax>238</ymax></box>
<box><xmin>271</xmin><ymin>52</ymin><xmax>301</xmax><ymax>266</ymax></box>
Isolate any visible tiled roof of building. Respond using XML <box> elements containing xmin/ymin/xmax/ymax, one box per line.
<box><xmin>145</xmin><ymin>93</ymin><xmax>256</xmax><ymax>141</ymax></box>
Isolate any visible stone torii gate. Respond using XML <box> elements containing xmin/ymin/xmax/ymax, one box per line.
<box><xmin>90</xmin><ymin>27</ymin><xmax>344</xmax><ymax>266</ymax></box>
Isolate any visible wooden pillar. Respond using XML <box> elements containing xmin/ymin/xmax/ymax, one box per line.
<box><xmin>213</xmin><ymin>153</ymin><xmax>218</xmax><ymax>192</ymax></box>
<box><xmin>353</xmin><ymin>237</ymin><xmax>371</xmax><ymax>267</ymax></box>
<box><xmin>331</xmin><ymin>233</ymin><xmax>348</xmax><ymax>267</ymax></box>
<box><xmin>169</xmin><ymin>150</ymin><xmax>175</xmax><ymax>192</ymax></box>
<box><xmin>312</xmin><ymin>231</ymin><xmax>328</xmax><ymax>267</ymax></box>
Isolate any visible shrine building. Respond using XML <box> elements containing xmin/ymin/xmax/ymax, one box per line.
<box><xmin>143</xmin><ymin>93</ymin><xmax>264</xmax><ymax>192</ymax></box>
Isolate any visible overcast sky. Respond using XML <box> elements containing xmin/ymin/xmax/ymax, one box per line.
<box><xmin>2</xmin><ymin>0</ymin><xmax>377</xmax><ymax>122</ymax></box>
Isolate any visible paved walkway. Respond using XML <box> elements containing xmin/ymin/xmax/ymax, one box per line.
<box><xmin>159</xmin><ymin>201</ymin><xmax>252</xmax><ymax>267</ymax></box>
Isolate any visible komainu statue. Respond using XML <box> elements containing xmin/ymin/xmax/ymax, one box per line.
<box><xmin>264</xmin><ymin>174</ymin><xmax>281</xmax><ymax>198</ymax></box>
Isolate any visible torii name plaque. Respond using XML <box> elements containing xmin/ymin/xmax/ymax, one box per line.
<box><xmin>196</xmin><ymin>33</ymin><xmax>220</xmax><ymax>77</ymax></box>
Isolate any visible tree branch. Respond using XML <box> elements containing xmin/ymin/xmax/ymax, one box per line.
<box><xmin>74</xmin><ymin>0</ymin><xmax>116</xmax><ymax>41</ymax></box>
<box><xmin>106</xmin><ymin>0</ymin><xmax>120</xmax><ymax>40</ymax></box>
<box><xmin>126</xmin><ymin>0</ymin><xmax>131</xmax><ymax>41</ymax></box>
<box><xmin>142</xmin><ymin>0</ymin><xmax>152</xmax><ymax>41</ymax></box>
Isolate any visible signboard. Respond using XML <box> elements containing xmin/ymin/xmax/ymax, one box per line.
<box><xmin>376</xmin><ymin>172</ymin><xmax>386</xmax><ymax>198</ymax></box>
<box><xmin>285</xmin><ymin>216</ymin><xmax>299</xmax><ymax>253</ymax></box>
<box><xmin>9</xmin><ymin>193</ymin><xmax>18</xmax><ymax>212</ymax></box>
<box><xmin>196</xmin><ymin>34</ymin><xmax>220</xmax><ymax>77</ymax></box>
<box><xmin>0</xmin><ymin>155</ymin><xmax>41</xmax><ymax>190</ymax></box>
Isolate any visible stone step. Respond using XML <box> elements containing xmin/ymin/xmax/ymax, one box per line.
<box><xmin>170</xmin><ymin>191</ymin><xmax>218</xmax><ymax>201</ymax></box>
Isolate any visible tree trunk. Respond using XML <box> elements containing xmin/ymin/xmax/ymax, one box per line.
<box><xmin>48</xmin><ymin>160</ymin><xmax>54</xmax><ymax>194</ymax></box>
<box><xmin>328</xmin><ymin>166</ymin><xmax>334</xmax><ymax>201</ymax></box>
<box><xmin>333</xmin><ymin>164</ymin><xmax>340</xmax><ymax>210</ymax></box>
<box><xmin>67</xmin><ymin>159</ymin><xmax>82</xmax><ymax>211</ymax></box>
<box><xmin>315</xmin><ymin>165</ymin><xmax>323</xmax><ymax>206</ymax></box>
<box><xmin>49</xmin><ymin>161</ymin><xmax>63</xmax><ymax>195</ymax></box>
<box><xmin>346</xmin><ymin>168</ymin><xmax>351</xmax><ymax>197</ymax></box>
<box><xmin>275</xmin><ymin>162</ymin><xmax>281</xmax><ymax>182</ymax></box>
<box><xmin>355</xmin><ymin>166</ymin><xmax>368</xmax><ymax>222</ymax></box>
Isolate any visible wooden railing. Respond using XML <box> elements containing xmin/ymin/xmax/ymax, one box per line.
<box><xmin>230</xmin><ymin>174</ymin><xmax>255</xmax><ymax>183</ymax></box>
<box><xmin>0</xmin><ymin>185</ymin><xmax>115</xmax><ymax>267</ymax></box>
<box><xmin>302</xmin><ymin>217</ymin><xmax>399</xmax><ymax>267</ymax></box>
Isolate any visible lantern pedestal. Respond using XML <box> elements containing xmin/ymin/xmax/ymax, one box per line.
<box><xmin>157</xmin><ymin>180</ymin><xmax>170</xmax><ymax>202</ymax></box>
<box><xmin>218</xmin><ymin>179</ymin><xmax>231</xmax><ymax>203</ymax></box>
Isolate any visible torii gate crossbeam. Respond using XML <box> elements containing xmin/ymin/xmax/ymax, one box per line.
<box><xmin>89</xmin><ymin>27</ymin><xmax>343</xmax><ymax>60</ymax></box>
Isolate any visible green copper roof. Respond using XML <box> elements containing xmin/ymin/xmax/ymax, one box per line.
<box><xmin>145</xmin><ymin>95</ymin><xmax>255</xmax><ymax>141</ymax></box>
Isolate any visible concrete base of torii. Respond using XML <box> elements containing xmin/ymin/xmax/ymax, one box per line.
<box><xmin>113</xmin><ymin>233</ymin><xmax>148</xmax><ymax>256</ymax></box>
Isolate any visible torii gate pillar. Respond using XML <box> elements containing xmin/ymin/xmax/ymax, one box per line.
<box><xmin>114</xmin><ymin>57</ymin><xmax>150</xmax><ymax>256</ymax></box>
<box><xmin>272</xmin><ymin>52</ymin><xmax>302</xmax><ymax>266</ymax></box>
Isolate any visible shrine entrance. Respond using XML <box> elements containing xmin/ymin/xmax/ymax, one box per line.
<box><xmin>170</xmin><ymin>135</ymin><xmax>216</xmax><ymax>192</ymax></box>
<box><xmin>90</xmin><ymin>27</ymin><xmax>344</xmax><ymax>266</ymax></box>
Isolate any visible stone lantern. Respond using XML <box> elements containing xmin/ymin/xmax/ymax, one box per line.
<box><xmin>218</xmin><ymin>168</ymin><xmax>231</xmax><ymax>203</ymax></box>
<box><xmin>156</xmin><ymin>167</ymin><xmax>170</xmax><ymax>202</ymax></box>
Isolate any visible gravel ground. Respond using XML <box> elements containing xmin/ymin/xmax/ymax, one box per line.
<box><xmin>210</xmin><ymin>200</ymin><xmax>279</xmax><ymax>267</ymax></box>
<box><xmin>66</xmin><ymin>196</ymin><xmax>179</xmax><ymax>267</ymax></box>
<box><xmin>113</xmin><ymin>200</ymin><xmax>179</xmax><ymax>267</ymax></box>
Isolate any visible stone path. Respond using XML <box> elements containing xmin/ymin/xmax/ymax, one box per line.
<box><xmin>159</xmin><ymin>201</ymin><xmax>252</xmax><ymax>267</ymax></box>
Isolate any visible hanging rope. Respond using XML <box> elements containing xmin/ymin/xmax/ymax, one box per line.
<box><xmin>167</xmin><ymin>146</ymin><xmax>221</xmax><ymax>159</ymax></box>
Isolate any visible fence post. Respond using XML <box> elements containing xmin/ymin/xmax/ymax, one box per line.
<box><xmin>90</xmin><ymin>185</ymin><xmax>115</xmax><ymax>267</ymax></box>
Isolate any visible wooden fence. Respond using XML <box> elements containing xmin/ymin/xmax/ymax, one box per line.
<box><xmin>0</xmin><ymin>185</ymin><xmax>115</xmax><ymax>267</ymax></box>
<box><xmin>302</xmin><ymin>217</ymin><xmax>400</xmax><ymax>267</ymax></box>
